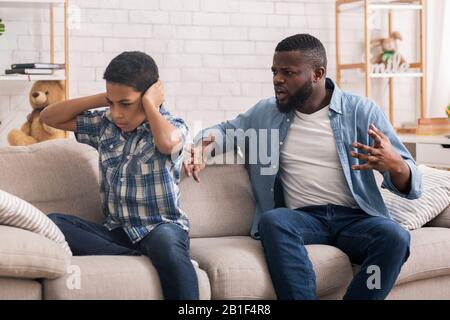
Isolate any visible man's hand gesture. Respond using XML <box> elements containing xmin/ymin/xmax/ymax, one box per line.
<box><xmin>350</xmin><ymin>124</ymin><xmax>404</xmax><ymax>173</ymax></box>
<box><xmin>183</xmin><ymin>134</ymin><xmax>215</xmax><ymax>183</ymax></box>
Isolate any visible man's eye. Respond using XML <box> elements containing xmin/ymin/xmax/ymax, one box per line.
<box><xmin>286</xmin><ymin>71</ymin><xmax>293</xmax><ymax>75</ymax></box>
<box><xmin>121</xmin><ymin>103</ymin><xmax>131</xmax><ymax>107</ymax></box>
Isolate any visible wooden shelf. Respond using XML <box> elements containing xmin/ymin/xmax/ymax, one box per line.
<box><xmin>369</xmin><ymin>3</ymin><xmax>423</xmax><ymax>10</ymax></box>
<box><xmin>337</xmin><ymin>0</ymin><xmax>423</xmax><ymax>10</ymax></box>
<box><xmin>0</xmin><ymin>0</ymin><xmax>69</xmax><ymax>97</ymax></box>
<box><xmin>0</xmin><ymin>0</ymin><xmax>65</xmax><ymax>7</ymax></box>
<box><xmin>398</xmin><ymin>134</ymin><xmax>450</xmax><ymax>144</ymax></box>
<box><xmin>335</xmin><ymin>0</ymin><xmax>427</xmax><ymax>126</ymax></box>
<box><xmin>0</xmin><ymin>74</ymin><xmax>65</xmax><ymax>81</ymax></box>
<box><xmin>369</xmin><ymin>72</ymin><xmax>423</xmax><ymax>78</ymax></box>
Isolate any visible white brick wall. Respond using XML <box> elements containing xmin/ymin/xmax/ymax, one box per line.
<box><xmin>0</xmin><ymin>0</ymin><xmax>421</xmax><ymax>146</ymax></box>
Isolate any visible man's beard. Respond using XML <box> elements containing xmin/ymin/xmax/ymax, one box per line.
<box><xmin>276</xmin><ymin>79</ymin><xmax>314</xmax><ymax>114</ymax></box>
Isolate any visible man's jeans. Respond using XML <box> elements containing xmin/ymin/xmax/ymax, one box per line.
<box><xmin>258</xmin><ymin>204</ymin><xmax>411</xmax><ymax>300</ymax></box>
<box><xmin>48</xmin><ymin>213</ymin><xmax>199</xmax><ymax>300</ymax></box>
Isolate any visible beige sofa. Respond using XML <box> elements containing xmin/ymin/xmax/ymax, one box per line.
<box><xmin>0</xmin><ymin>139</ymin><xmax>449</xmax><ymax>300</ymax></box>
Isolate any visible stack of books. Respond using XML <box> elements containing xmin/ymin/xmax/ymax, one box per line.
<box><xmin>5</xmin><ymin>63</ymin><xmax>65</xmax><ymax>75</ymax></box>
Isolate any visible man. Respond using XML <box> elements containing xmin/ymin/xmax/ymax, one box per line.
<box><xmin>184</xmin><ymin>34</ymin><xmax>422</xmax><ymax>300</ymax></box>
<box><xmin>41</xmin><ymin>51</ymin><xmax>198</xmax><ymax>300</ymax></box>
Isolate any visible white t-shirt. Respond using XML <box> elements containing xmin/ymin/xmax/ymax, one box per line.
<box><xmin>279</xmin><ymin>106</ymin><xmax>357</xmax><ymax>209</ymax></box>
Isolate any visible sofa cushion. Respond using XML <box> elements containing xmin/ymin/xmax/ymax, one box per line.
<box><xmin>0</xmin><ymin>189</ymin><xmax>71</xmax><ymax>255</ymax></box>
<box><xmin>0</xmin><ymin>139</ymin><xmax>102</xmax><ymax>223</ymax></box>
<box><xmin>0</xmin><ymin>225</ymin><xmax>70</xmax><ymax>279</ymax></box>
<box><xmin>190</xmin><ymin>236</ymin><xmax>353</xmax><ymax>299</ymax></box>
<box><xmin>396</xmin><ymin>227</ymin><xmax>450</xmax><ymax>285</ymax></box>
<box><xmin>426</xmin><ymin>205</ymin><xmax>450</xmax><ymax>228</ymax></box>
<box><xmin>42</xmin><ymin>256</ymin><xmax>211</xmax><ymax>300</ymax></box>
<box><xmin>0</xmin><ymin>278</ymin><xmax>42</xmax><ymax>300</ymax></box>
<box><xmin>181</xmin><ymin>163</ymin><xmax>255</xmax><ymax>238</ymax></box>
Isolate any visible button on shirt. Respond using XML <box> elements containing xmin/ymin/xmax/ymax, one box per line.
<box><xmin>75</xmin><ymin>106</ymin><xmax>189</xmax><ymax>243</ymax></box>
<box><xmin>195</xmin><ymin>78</ymin><xmax>422</xmax><ymax>238</ymax></box>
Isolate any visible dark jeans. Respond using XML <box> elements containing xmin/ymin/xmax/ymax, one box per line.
<box><xmin>258</xmin><ymin>204</ymin><xmax>411</xmax><ymax>300</ymax></box>
<box><xmin>48</xmin><ymin>213</ymin><xmax>199</xmax><ymax>300</ymax></box>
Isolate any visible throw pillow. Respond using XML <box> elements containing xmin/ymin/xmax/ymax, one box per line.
<box><xmin>381</xmin><ymin>165</ymin><xmax>450</xmax><ymax>230</ymax></box>
<box><xmin>0</xmin><ymin>189</ymin><xmax>72</xmax><ymax>255</ymax></box>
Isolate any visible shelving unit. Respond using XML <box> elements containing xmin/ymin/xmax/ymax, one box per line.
<box><xmin>0</xmin><ymin>0</ymin><xmax>69</xmax><ymax>98</ymax></box>
<box><xmin>335</xmin><ymin>0</ymin><xmax>426</xmax><ymax>126</ymax></box>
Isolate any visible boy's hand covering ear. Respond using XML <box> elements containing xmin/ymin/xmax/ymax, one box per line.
<box><xmin>143</xmin><ymin>79</ymin><xmax>165</xmax><ymax>110</ymax></box>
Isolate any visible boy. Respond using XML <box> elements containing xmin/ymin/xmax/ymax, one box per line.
<box><xmin>41</xmin><ymin>51</ymin><xmax>198</xmax><ymax>300</ymax></box>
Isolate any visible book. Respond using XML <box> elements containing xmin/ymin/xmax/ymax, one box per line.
<box><xmin>10</xmin><ymin>63</ymin><xmax>65</xmax><ymax>69</ymax></box>
<box><xmin>5</xmin><ymin>68</ymin><xmax>54</xmax><ymax>75</ymax></box>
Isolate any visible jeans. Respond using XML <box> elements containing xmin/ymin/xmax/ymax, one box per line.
<box><xmin>258</xmin><ymin>204</ymin><xmax>411</xmax><ymax>300</ymax></box>
<box><xmin>48</xmin><ymin>213</ymin><xmax>199</xmax><ymax>300</ymax></box>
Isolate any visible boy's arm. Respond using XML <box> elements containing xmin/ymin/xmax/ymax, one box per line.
<box><xmin>142</xmin><ymin>80</ymin><xmax>183</xmax><ymax>155</ymax></box>
<box><xmin>40</xmin><ymin>93</ymin><xmax>108</xmax><ymax>132</ymax></box>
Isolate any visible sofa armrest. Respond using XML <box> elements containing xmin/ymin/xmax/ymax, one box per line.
<box><xmin>426</xmin><ymin>205</ymin><xmax>450</xmax><ymax>228</ymax></box>
<box><xmin>0</xmin><ymin>226</ymin><xmax>70</xmax><ymax>279</ymax></box>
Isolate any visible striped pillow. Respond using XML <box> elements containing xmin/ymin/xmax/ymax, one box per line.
<box><xmin>381</xmin><ymin>165</ymin><xmax>450</xmax><ymax>230</ymax></box>
<box><xmin>0</xmin><ymin>189</ymin><xmax>72</xmax><ymax>256</ymax></box>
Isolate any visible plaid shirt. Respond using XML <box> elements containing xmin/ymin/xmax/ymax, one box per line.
<box><xmin>75</xmin><ymin>106</ymin><xmax>189</xmax><ymax>243</ymax></box>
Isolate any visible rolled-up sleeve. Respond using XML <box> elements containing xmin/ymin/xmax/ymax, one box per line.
<box><xmin>373</xmin><ymin>108</ymin><xmax>423</xmax><ymax>199</ymax></box>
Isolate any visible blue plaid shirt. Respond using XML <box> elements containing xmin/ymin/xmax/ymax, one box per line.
<box><xmin>75</xmin><ymin>105</ymin><xmax>189</xmax><ymax>243</ymax></box>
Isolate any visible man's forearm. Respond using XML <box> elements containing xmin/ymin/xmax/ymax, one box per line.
<box><xmin>142</xmin><ymin>98</ymin><xmax>181</xmax><ymax>154</ymax></box>
<box><xmin>41</xmin><ymin>93</ymin><xmax>107</xmax><ymax>127</ymax></box>
<box><xmin>388</xmin><ymin>159</ymin><xmax>411</xmax><ymax>194</ymax></box>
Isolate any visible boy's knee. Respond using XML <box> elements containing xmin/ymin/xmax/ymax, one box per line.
<box><xmin>141</xmin><ymin>224</ymin><xmax>188</xmax><ymax>256</ymax></box>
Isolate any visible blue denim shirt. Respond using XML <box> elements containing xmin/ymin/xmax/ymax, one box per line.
<box><xmin>195</xmin><ymin>78</ymin><xmax>422</xmax><ymax>238</ymax></box>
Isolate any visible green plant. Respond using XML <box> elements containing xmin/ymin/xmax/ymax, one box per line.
<box><xmin>0</xmin><ymin>19</ymin><xmax>5</xmax><ymax>36</ymax></box>
<box><xmin>446</xmin><ymin>104</ymin><xmax>450</xmax><ymax>119</ymax></box>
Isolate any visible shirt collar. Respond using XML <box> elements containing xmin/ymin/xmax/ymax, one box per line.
<box><xmin>327</xmin><ymin>77</ymin><xmax>343</xmax><ymax>115</ymax></box>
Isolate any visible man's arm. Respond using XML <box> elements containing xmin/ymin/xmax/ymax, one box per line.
<box><xmin>350</xmin><ymin>106</ymin><xmax>422</xmax><ymax>199</ymax></box>
<box><xmin>40</xmin><ymin>93</ymin><xmax>108</xmax><ymax>132</ymax></box>
<box><xmin>185</xmin><ymin>101</ymin><xmax>262</xmax><ymax>182</ymax></box>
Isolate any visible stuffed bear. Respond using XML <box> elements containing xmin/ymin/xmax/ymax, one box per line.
<box><xmin>370</xmin><ymin>31</ymin><xmax>407</xmax><ymax>65</ymax></box>
<box><xmin>7</xmin><ymin>80</ymin><xmax>68</xmax><ymax>146</ymax></box>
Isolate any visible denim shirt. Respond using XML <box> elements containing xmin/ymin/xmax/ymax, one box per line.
<box><xmin>195</xmin><ymin>78</ymin><xmax>422</xmax><ymax>239</ymax></box>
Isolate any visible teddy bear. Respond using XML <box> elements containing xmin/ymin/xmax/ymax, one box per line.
<box><xmin>370</xmin><ymin>31</ymin><xmax>407</xmax><ymax>66</ymax></box>
<box><xmin>7</xmin><ymin>80</ymin><xmax>68</xmax><ymax>146</ymax></box>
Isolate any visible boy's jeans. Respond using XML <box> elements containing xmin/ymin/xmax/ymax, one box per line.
<box><xmin>48</xmin><ymin>213</ymin><xmax>199</xmax><ymax>300</ymax></box>
<box><xmin>258</xmin><ymin>204</ymin><xmax>411</xmax><ymax>300</ymax></box>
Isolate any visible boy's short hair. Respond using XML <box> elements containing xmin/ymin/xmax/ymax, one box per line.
<box><xmin>103</xmin><ymin>51</ymin><xmax>159</xmax><ymax>93</ymax></box>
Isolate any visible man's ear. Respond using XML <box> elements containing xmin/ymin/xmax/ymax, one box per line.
<box><xmin>313</xmin><ymin>67</ymin><xmax>326</xmax><ymax>83</ymax></box>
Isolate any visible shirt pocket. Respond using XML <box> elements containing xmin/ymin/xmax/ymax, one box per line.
<box><xmin>99</xmin><ymin>138</ymin><xmax>126</xmax><ymax>168</ymax></box>
<box><xmin>136</xmin><ymin>139</ymin><xmax>157</xmax><ymax>165</ymax></box>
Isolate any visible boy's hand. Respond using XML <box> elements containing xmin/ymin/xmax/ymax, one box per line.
<box><xmin>143</xmin><ymin>79</ymin><xmax>165</xmax><ymax>110</ymax></box>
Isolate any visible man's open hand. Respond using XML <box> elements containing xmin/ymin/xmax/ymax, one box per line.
<box><xmin>183</xmin><ymin>134</ymin><xmax>215</xmax><ymax>183</ymax></box>
<box><xmin>350</xmin><ymin>124</ymin><xmax>404</xmax><ymax>173</ymax></box>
